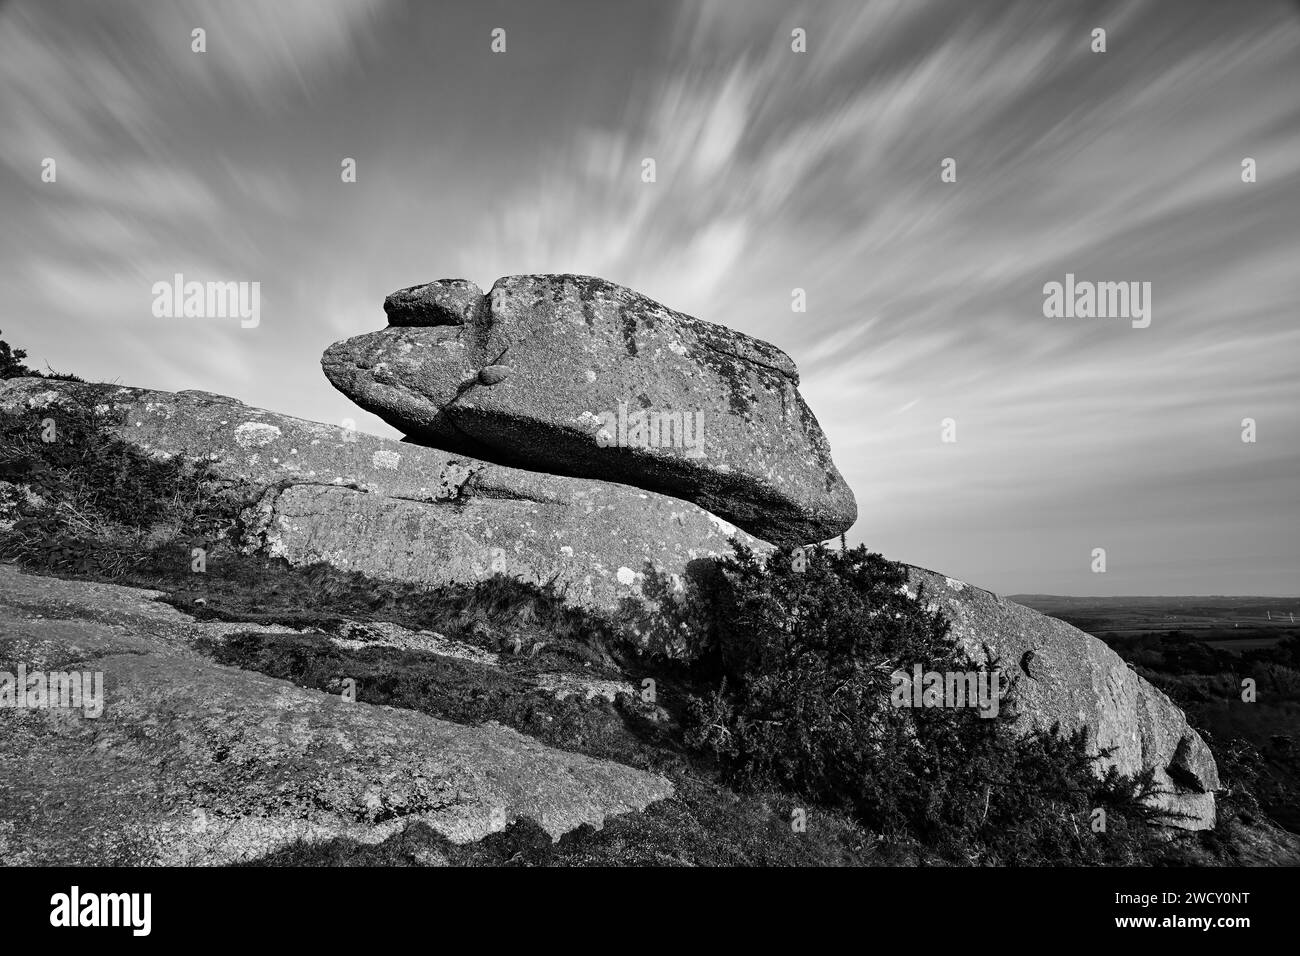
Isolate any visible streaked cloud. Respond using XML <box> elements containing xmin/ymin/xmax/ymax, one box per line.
<box><xmin>1</xmin><ymin>0</ymin><xmax>1296</xmax><ymax>594</ymax></box>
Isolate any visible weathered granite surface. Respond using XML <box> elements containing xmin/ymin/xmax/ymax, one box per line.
<box><xmin>323</xmin><ymin>275</ymin><xmax>856</xmax><ymax>544</ymax></box>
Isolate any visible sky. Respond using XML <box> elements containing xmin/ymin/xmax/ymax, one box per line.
<box><xmin>1</xmin><ymin>0</ymin><xmax>1297</xmax><ymax>596</ymax></box>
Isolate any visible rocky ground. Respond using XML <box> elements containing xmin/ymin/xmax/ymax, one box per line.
<box><xmin>0</xmin><ymin>565</ymin><xmax>671</xmax><ymax>865</ymax></box>
<box><xmin>3</xmin><ymin>562</ymin><xmax>1296</xmax><ymax>866</ymax></box>
<box><xmin>0</xmin><ymin>376</ymin><xmax>1235</xmax><ymax>834</ymax></box>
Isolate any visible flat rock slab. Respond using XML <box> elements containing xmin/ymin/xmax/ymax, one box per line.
<box><xmin>905</xmin><ymin>566</ymin><xmax>1220</xmax><ymax>830</ymax></box>
<box><xmin>0</xmin><ymin>566</ymin><xmax>673</xmax><ymax>865</ymax></box>
<box><xmin>254</xmin><ymin>481</ymin><xmax>742</xmax><ymax>607</ymax></box>
<box><xmin>322</xmin><ymin>275</ymin><xmax>857</xmax><ymax>545</ymax></box>
<box><xmin>0</xmin><ymin>378</ymin><xmax>762</xmax><ymax>609</ymax></box>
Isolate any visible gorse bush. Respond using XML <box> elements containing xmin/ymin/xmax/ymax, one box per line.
<box><xmin>683</xmin><ymin>543</ymin><xmax>1167</xmax><ymax>862</ymax></box>
<box><xmin>708</xmin><ymin>543</ymin><xmax>950</xmax><ymax>681</ymax></box>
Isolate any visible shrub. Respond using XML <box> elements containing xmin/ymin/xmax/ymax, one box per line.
<box><xmin>683</xmin><ymin>543</ymin><xmax>1165</xmax><ymax>863</ymax></box>
<box><xmin>0</xmin><ymin>330</ymin><xmax>83</xmax><ymax>381</ymax></box>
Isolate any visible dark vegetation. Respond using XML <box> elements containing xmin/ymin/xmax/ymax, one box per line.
<box><xmin>0</xmin><ymin>329</ymin><xmax>82</xmax><ymax>382</ymax></box>
<box><xmin>0</xmin><ymin>334</ymin><xmax>1291</xmax><ymax>865</ymax></box>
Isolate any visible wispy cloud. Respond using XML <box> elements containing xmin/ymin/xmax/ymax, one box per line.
<box><xmin>2</xmin><ymin>0</ymin><xmax>1296</xmax><ymax>594</ymax></box>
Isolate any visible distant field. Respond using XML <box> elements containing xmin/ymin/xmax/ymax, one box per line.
<box><xmin>1201</xmin><ymin>638</ymin><xmax>1283</xmax><ymax>654</ymax></box>
<box><xmin>1009</xmin><ymin>594</ymin><xmax>1300</xmax><ymax>652</ymax></box>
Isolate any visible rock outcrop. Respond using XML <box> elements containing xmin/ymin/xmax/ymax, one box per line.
<box><xmin>0</xmin><ymin>377</ymin><xmax>1223</xmax><ymax>831</ymax></box>
<box><xmin>905</xmin><ymin>567</ymin><xmax>1220</xmax><ymax>829</ymax></box>
<box><xmin>0</xmin><ymin>565</ymin><xmax>673</xmax><ymax>865</ymax></box>
<box><xmin>0</xmin><ymin>378</ymin><xmax>760</xmax><ymax>608</ymax></box>
<box><xmin>322</xmin><ymin>275</ymin><xmax>857</xmax><ymax>545</ymax></box>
